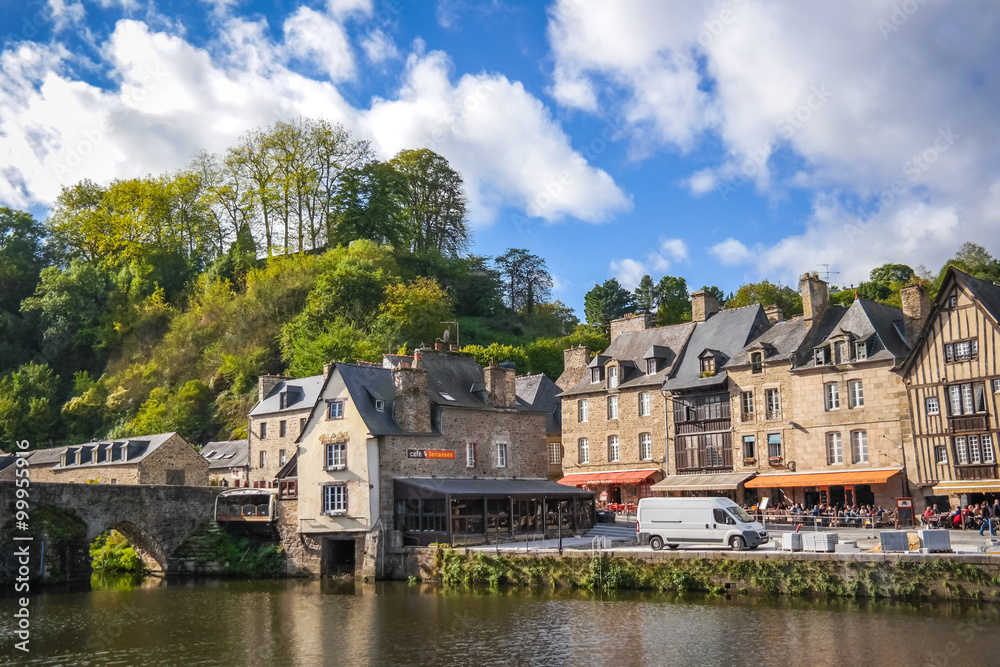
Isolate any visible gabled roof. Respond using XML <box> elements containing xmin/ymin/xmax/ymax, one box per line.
<box><xmin>956</xmin><ymin>270</ymin><xmax>1000</xmax><ymax>324</ymax></box>
<box><xmin>515</xmin><ymin>374</ymin><xmax>562</xmax><ymax>434</ymax></box>
<box><xmin>795</xmin><ymin>298</ymin><xmax>908</xmax><ymax>369</ymax></box>
<box><xmin>337</xmin><ymin>362</ymin><xmax>404</xmax><ymax>436</ymax></box>
<box><xmin>249</xmin><ymin>375</ymin><xmax>325</xmax><ymax>416</ymax></box>
<box><xmin>726</xmin><ymin>317</ymin><xmax>810</xmax><ymax>369</ymax></box>
<box><xmin>202</xmin><ymin>439</ymin><xmax>249</xmax><ymax>470</ymax></box>
<box><xmin>561</xmin><ymin>321</ymin><xmax>695</xmax><ymax>396</ymax></box>
<box><xmin>663</xmin><ymin>305</ymin><xmax>770</xmax><ymax>392</ymax></box>
<box><xmin>24</xmin><ymin>432</ymin><xmax>181</xmax><ymax>470</ymax></box>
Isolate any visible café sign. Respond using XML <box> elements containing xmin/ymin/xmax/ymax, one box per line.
<box><xmin>407</xmin><ymin>449</ymin><xmax>455</xmax><ymax>460</ymax></box>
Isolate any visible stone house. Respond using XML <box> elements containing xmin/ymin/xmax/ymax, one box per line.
<box><xmin>559</xmin><ymin>313</ymin><xmax>695</xmax><ymax>504</ymax></box>
<box><xmin>900</xmin><ymin>267</ymin><xmax>1000</xmax><ymax>510</ymax></box>
<box><xmin>202</xmin><ymin>439</ymin><xmax>249</xmax><ymax>487</ymax></box>
<box><xmin>740</xmin><ymin>274</ymin><xmax>915</xmax><ymax>510</ymax></box>
<box><xmin>0</xmin><ymin>432</ymin><xmax>208</xmax><ymax>486</ymax></box>
<box><xmin>515</xmin><ymin>373</ymin><xmax>565</xmax><ymax>480</ymax></box>
<box><xmin>277</xmin><ymin>349</ymin><xmax>592</xmax><ymax>578</ymax></box>
<box><xmin>247</xmin><ymin>374</ymin><xmax>323</xmax><ymax>487</ymax></box>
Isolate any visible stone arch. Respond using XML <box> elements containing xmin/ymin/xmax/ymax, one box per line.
<box><xmin>104</xmin><ymin>521</ymin><xmax>168</xmax><ymax>573</ymax></box>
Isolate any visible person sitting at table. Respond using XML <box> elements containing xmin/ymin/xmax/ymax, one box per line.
<box><xmin>952</xmin><ymin>508</ymin><xmax>962</xmax><ymax>529</ymax></box>
<box><xmin>923</xmin><ymin>504</ymin><xmax>937</xmax><ymax>527</ymax></box>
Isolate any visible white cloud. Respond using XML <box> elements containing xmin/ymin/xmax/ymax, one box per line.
<box><xmin>0</xmin><ymin>15</ymin><xmax>629</xmax><ymax>230</ymax></box>
<box><xmin>358</xmin><ymin>28</ymin><xmax>399</xmax><ymax>64</ymax></box>
<box><xmin>710</xmin><ymin>238</ymin><xmax>752</xmax><ymax>266</ymax></box>
<box><xmin>547</xmin><ymin>0</ymin><xmax>1000</xmax><ymax>278</ymax></box>
<box><xmin>282</xmin><ymin>7</ymin><xmax>357</xmax><ymax>82</ymax></box>
<box><xmin>610</xmin><ymin>258</ymin><xmax>647</xmax><ymax>289</ymax></box>
<box><xmin>327</xmin><ymin>0</ymin><xmax>373</xmax><ymax>19</ymax></box>
<box><xmin>48</xmin><ymin>0</ymin><xmax>87</xmax><ymax>32</ymax></box>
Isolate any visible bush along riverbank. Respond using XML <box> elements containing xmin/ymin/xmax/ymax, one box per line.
<box><xmin>90</xmin><ymin>530</ymin><xmax>146</xmax><ymax>574</ymax></box>
<box><xmin>170</xmin><ymin>523</ymin><xmax>286</xmax><ymax>578</ymax></box>
<box><xmin>432</xmin><ymin>549</ymin><xmax>1000</xmax><ymax>602</ymax></box>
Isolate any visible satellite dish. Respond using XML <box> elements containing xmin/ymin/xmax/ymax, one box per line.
<box><xmin>442</xmin><ymin>329</ymin><xmax>451</xmax><ymax>342</ymax></box>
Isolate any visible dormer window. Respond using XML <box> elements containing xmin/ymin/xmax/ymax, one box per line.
<box><xmin>375</xmin><ymin>399</ymin><xmax>385</xmax><ymax>412</ymax></box>
<box><xmin>855</xmin><ymin>341</ymin><xmax>868</xmax><ymax>361</ymax></box>
<box><xmin>608</xmin><ymin>366</ymin><xmax>618</xmax><ymax>389</ymax></box>
<box><xmin>647</xmin><ymin>359</ymin><xmax>657</xmax><ymax>375</ymax></box>
<box><xmin>814</xmin><ymin>347</ymin><xmax>829</xmax><ymax>366</ymax></box>
<box><xmin>279</xmin><ymin>392</ymin><xmax>286</xmax><ymax>409</ymax></box>
<box><xmin>750</xmin><ymin>352</ymin><xmax>763</xmax><ymax>374</ymax></box>
<box><xmin>591</xmin><ymin>368</ymin><xmax>602</xmax><ymax>383</ymax></box>
<box><xmin>834</xmin><ymin>341</ymin><xmax>848</xmax><ymax>365</ymax></box>
<box><xmin>701</xmin><ymin>358</ymin><xmax>715</xmax><ymax>374</ymax></box>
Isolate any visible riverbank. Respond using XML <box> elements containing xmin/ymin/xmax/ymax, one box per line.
<box><xmin>424</xmin><ymin>546</ymin><xmax>1000</xmax><ymax>602</ymax></box>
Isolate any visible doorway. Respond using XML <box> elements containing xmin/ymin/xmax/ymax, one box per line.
<box><xmin>323</xmin><ymin>539</ymin><xmax>356</xmax><ymax>576</ymax></box>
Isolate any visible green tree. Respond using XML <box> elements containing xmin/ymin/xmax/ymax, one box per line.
<box><xmin>330</xmin><ymin>161</ymin><xmax>408</xmax><ymax>247</ymax></box>
<box><xmin>655</xmin><ymin>276</ymin><xmax>691</xmax><ymax>325</ymax></box>
<box><xmin>461</xmin><ymin>343</ymin><xmax>529</xmax><ymax>371</ymax></box>
<box><xmin>494</xmin><ymin>248</ymin><xmax>553</xmax><ymax>313</ymax></box>
<box><xmin>378</xmin><ymin>276</ymin><xmax>454</xmax><ymax>347</ymax></box>
<box><xmin>0</xmin><ymin>207</ymin><xmax>48</xmax><ymax>311</ymax></box>
<box><xmin>584</xmin><ymin>279</ymin><xmax>634</xmax><ymax>333</ymax></box>
<box><xmin>0</xmin><ymin>362</ymin><xmax>60</xmax><ymax>448</ymax></box>
<box><xmin>390</xmin><ymin>148</ymin><xmax>469</xmax><ymax>256</ymax></box>
<box><xmin>128</xmin><ymin>380</ymin><xmax>214</xmax><ymax>441</ymax></box>
<box><xmin>726</xmin><ymin>281</ymin><xmax>803</xmax><ymax>316</ymax></box>
<box><xmin>937</xmin><ymin>242</ymin><xmax>1000</xmax><ymax>285</ymax></box>
<box><xmin>633</xmin><ymin>275</ymin><xmax>660</xmax><ymax>315</ymax></box>
<box><xmin>699</xmin><ymin>285</ymin><xmax>729</xmax><ymax>308</ymax></box>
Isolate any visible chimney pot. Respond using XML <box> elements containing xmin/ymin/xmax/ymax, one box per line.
<box><xmin>691</xmin><ymin>290</ymin><xmax>721</xmax><ymax>323</ymax></box>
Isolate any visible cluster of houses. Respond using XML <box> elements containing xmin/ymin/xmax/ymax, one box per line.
<box><xmin>4</xmin><ymin>266</ymin><xmax>1000</xmax><ymax>578</ymax></box>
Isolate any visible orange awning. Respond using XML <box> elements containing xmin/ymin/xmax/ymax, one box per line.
<box><xmin>558</xmin><ymin>469</ymin><xmax>661</xmax><ymax>486</ymax></box>
<box><xmin>744</xmin><ymin>468</ymin><xmax>902</xmax><ymax>489</ymax></box>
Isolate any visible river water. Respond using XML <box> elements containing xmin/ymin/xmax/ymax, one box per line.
<box><xmin>1</xmin><ymin>577</ymin><xmax>996</xmax><ymax>666</ymax></box>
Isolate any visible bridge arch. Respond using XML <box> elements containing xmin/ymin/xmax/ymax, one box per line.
<box><xmin>104</xmin><ymin>521</ymin><xmax>169</xmax><ymax>573</ymax></box>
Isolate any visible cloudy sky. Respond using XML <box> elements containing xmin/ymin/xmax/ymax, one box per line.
<box><xmin>2</xmin><ymin>0</ymin><xmax>999</xmax><ymax>314</ymax></box>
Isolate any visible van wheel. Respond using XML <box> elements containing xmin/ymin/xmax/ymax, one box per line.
<box><xmin>650</xmin><ymin>536</ymin><xmax>664</xmax><ymax>551</ymax></box>
<box><xmin>730</xmin><ymin>536</ymin><xmax>746</xmax><ymax>551</ymax></box>
<box><xmin>667</xmin><ymin>544</ymin><xmax>679</xmax><ymax>550</ymax></box>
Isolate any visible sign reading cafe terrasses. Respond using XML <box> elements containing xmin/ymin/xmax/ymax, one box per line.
<box><xmin>407</xmin><ymin>449</ymin><xmax>455</xmax><ymax>460</ymax></box>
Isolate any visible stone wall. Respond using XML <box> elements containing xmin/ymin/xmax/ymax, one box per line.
<box><xmin>557</xmin><ymin>346</ymin><xmax>591</xmax><ymax>392</ymax></box>
<box><xmin>276</xmin><ymin>498</ymin><xmax>322</xmax><ymax>575</ymax></box>
<box><xmin>248</xmin><ymin>407</ymin><xmax>311</xmax><ymax>485</ymax></box>
<box><xmin>610</xmin><ymin>313</ymin><xmax>651</xmax><ymax>341</ymax></box>
<box><xmin>138</xmin><ymin>433</ymin><xmax>210</xmax><ymax>486</ymax></box>
<box><xmin>729</xmin><ymin>360</ymin><xmax>796</xmax><ymax>477</ymax></box>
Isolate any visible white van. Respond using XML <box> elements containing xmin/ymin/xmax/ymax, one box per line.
<box><xmin>636</xmin><ymin>497</ymin><xmax>769</xmax><ymax>551</ymax></box>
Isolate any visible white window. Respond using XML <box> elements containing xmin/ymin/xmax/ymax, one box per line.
<box><xmin>743</xmin><ymin>436</ymin><xmax>756</xmax><ymax>460</ymax></box>
<box><xmin>260</xmin><ymin>422</ymin><xmax>267</xmax><ymax>439</ymax></box>
<box><xmin>323</xmin><ymin>484</ymin><xmax>347</xmax><ymax>514</ymax></box>
<box><xmin>279</xmin><ymin>449</ymin><xmax>287</xmax><ymax>466</ymax></box>
<box><xmin>994</xmin><ymin>379</ymin><xmax>1000</xmax><ymax>394</ymax></box>
<box><xmin>969</xmin><ymin>435</ymin><xmax>981</xmax><ymax>464</ymax></box>
<box><xmin>325</xmin><ymin>442</ymin><xmax>346</xmax><ymax>469</ymax></box>
<box><xmin>608</xmin><ymin>366</ymin><xmax>618</xmax><ymax>389</ymax></box>
<box><xmin>591</xmin><ymin>368</ymin><xmax>601</xmax><ymax>383</ymax></box>
<box><xmin>949</xmin><ymin>295</ymin><xmax>958</xmax><ymax>308</ymax></box>
<box><xmin>826</xmin><ymin>432</ymin><xmax>843</xmax><ymax>464</ymax></box>
<box><xmin>578</xmin><ymin>399</ymin><xmax>588</xmax><ymax>422</ymax></box>
<box><xmin>944</xmin><ymin>343</ymin><xmax>954</xmax><ymax>363</ymax></box>
<box><xmin>767</xmin><ymin>433</ymin><xmax>782</xmax><ymax>459</ymax></box>
<box><xmin>765</xmin><ymin>388</ymin><xmax>781</xmax><ymax>419</ymax></box>
<box><xmin>578</xmin><ymin>438</ymin><xmax>589</xmax><ymax>463</ymax></box>
<box><xmin>962</xmin><ymin>383</ymin><xmax>974</xmax><ymax>414</ymax></box>
<box><xmin>984</xmin><ymin>435</ymin><xmax>995</xmax><ymax>464</ymax></box>
<box><xmin>824</xmin><ymin>383</ymin><xmax>840</xmax><ymax>411</ymax></box>
<box><xmin>440</xmin><ymin>392</ymin><xmax>455</xmax><ymax>401</ymax></box>
<box><xmin>814</xmin><ymin>347</ymin><xmax>828</xmax><ymax>366</ymax></box>
<box><xmin>855</xmin><ymin>341</ymin><xmax>867</xmax><ymax>361</ymax></box>
<box><xmin>465</xmin><ymin>441</ymin><xmax>477</xmax><ymax>467</ymax></box>
<box><xmin>949</xmin><ymin>385</ymin><xmax>962</xmax><ymax>415</ymax></box>
<box><xmin>851</xmin><ymin>431</ymin><xmax>869</xmax><ymax>464</ymax></box>
<box><xmin>750</xmin><ymin>352</ymin><xmax>763</xmax><ymax>374</ymax></box>
<box><xmin>848</xmin><ymin>380</ymin><xmax>864</xmax><ymax>408</ymax></box>
<box><xmin>925</xmin><ymin>396</ymin><xmax>940</xmax><ymax>416</ymax></box>
<box><xmin>608</xmin><ymin>395</ymin><xmax>619</xmax><ymax>420</ymax></box>
<box><xmin>639</xmin><ymin>433</ymin><xmax>652</xmax><ymax>461</ymax></box>
<box><xmin>259</xmin><ymin>451</ymin><xmax>266</xmax><ymax>468</ymax></box>
<box><xmin>955</xmin><ymin>340</ymin><xmax>971</xmax><ymax>361</ymax></box>
<box><xmin>639</xmin><ymin>392</ymin><xmax>650</xmax><ymax>417</ymax></box>
<box><xmin>935</xmin><ymin>445</ymin><xmax>948</xmax><ymax>464</ymax></box>
<box><xmin>647</xmin><ymin>359</ymin><xmax>657</xmax><ymax>375</ymax></box>
<box><xmin>955</xmin><ymin>436</ymin><xmax>968</xmax><ymax>465</ymax></box>
<box><xmin>834</xmin><ymin>341</ymin><xmax>848</xmax><ymax>365</ymax></box>
<box><xmin>608</xmin><ymin>436</ymin><xmax>619</xmax><ymax>462</ymax></box>
<box><xmin>328</xmin><ymin>401</ymin><xmax>344</xmax><ymax>419</ymax></box>
<box><xmin>548</xmin><ymin>442</ymin><xmax>561</xmax><ymax>465</ymax></box>
<box><xmin>742</xmin><ymin>391</ymin><xmax>754</xmax><ymax>418</ymax></box>
<box><xmin>496</xmin><ymin>442</ymin><xmax>508</xmax><ymax>468</ymax></box>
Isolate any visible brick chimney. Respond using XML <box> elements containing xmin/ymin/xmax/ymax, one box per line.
<box><xmin>392</xmin><ymin>366</ymin><xmax>431</xmax><ymax>432</ymax></box>
<box><xmin>900</xmin><ymin>283</ymin><xmax>930</xmax><ymax>345</ymax></box>
<box><xmin>557</xmin><ymin>345</ymin><xmax>591</xmax><ymax>391</ymax></box>
<box><xmin>609</xmin><ymin>312</ymin><xmax>652</xmax><ymax>341</ymax></box>
<box><xmin>763</xmin><ymin>305</ymin><xmax>784</xmax><ymax>324</ymax></box>
<box><xmin>484</xmin><ymin>359</ymin><xmax>516</xmax><ymax>408</ymax></box>
<box><xmin>799</xmin><ymin>273</ymin><xmax>829</xmax><ymax>324</ymax></box>
<box><xmin>258</xmin><ymin>375</ymin><xmax>283</xmax><ymax>403</ymax></box>
<box><xmin>691</xmin><ymin>290</ymin><xmax>720</xmax><ymax>323</ymax></box>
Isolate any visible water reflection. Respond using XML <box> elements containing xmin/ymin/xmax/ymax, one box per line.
<box><xmin>1</xmin><ymin>579</ymin><xmax>996</xmax><ymax>666</ymax></box>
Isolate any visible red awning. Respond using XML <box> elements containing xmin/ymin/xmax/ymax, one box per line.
<box><xmin>558</xmin><ymin>469</ymin><xmax>661</xmax><ymax>486</ymax></box>
<box><xmin>744</xmin><ymin>468</ymin><xmax>902</xmax><ymax>489</ymax></box>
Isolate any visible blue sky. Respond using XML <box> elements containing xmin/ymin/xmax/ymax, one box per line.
<box><xmin>2</xmin><ymin>0</ymin><xmax>999</xmax><ymax>316</ymax></box>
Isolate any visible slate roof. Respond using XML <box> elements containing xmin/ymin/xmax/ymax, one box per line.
<box><xmin>795</xmin><ymin>298</ymin><xmax>908</xmax><ymax>369</ymax></box>
<box><xmin>201</xmin><ymin>439</ymin><xmax>249</xmax><ymax>470</ymax></box>
<box><xmin>0</xmin><ymin>454</ymin><xmax>15</xmax><ymax>473</ymax></box>
<box><xmin>515</xmin><ymin>374</ymin><xmax>562</xmax><ymax>434</ymax></box>
<box><xmin>957</xmin><ymin>270</ymin><xmax>1000</xmax><ymax>323</ymax></box>
<box><xmin>338</xmin><ymin>362</ymin><xmax>405</xmax><ymax>436</ymax></box>
<box><xmin>249</xmin><ymin>375</ymin><xmax>325</xmax><ymax>417</ymax></box>
<box><xmin>561</xmin><ymin>321</ymin><xmax>696</xmax><ymax>396</ymax></box>
<box><xmin>725</xmin><ymin>317</ymin><xmax>811</xmax><ymax>369</ymax></box>
<box><xmin>24</xmin><ymin>432</ymin><xmax>180</xmax><ymax>470</ymax></box>
<box><xmin>663</xmin><ymin>305</ymin><xmax>771</xmax><ymax>392</ymax></box>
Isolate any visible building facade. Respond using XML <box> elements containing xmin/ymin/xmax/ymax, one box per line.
<box><xmin>247</xmin><ymin>374</ymin><xmax>322</xmax><ymax>487</ymax></box>
<box><xmin>202</xmin><ymin>439</ymin><xmax>249</xmax><ymax>486</ymax></box>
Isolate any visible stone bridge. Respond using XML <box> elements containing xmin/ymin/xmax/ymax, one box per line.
<box><xmin>0</xmin><ymin>481</ymin><xmax>221</xmax><ymax>574</ymax></box>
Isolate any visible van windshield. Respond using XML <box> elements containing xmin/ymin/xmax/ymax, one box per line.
<box><xmin>729</xmin><ymin>506</ymin><xmax>753</xmax><ymax>523</ymax></box>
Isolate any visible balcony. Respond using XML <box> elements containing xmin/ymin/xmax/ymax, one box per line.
<box><xmin>955</xmin><ymin>464</ymin><xmax>998</xmax><ymax>481</ymax></box>
<box><xmin>740</xmin><ymin>412</ymin><xmax>755</xmax><ymax>423</ymax></box>
<box><xmin>675</xmin><ymin>447</ymin><xmax>733</xmax><ymax>473</ymax></box>
<box><xmin>765</xmin><ymin>409</ymin><xmax>781</xmax><ymax>421</ymax></box>
<box><xmin>949</xmin><ymin>415</ymin><xmax>989</xmax><ymax>432</ymax></box>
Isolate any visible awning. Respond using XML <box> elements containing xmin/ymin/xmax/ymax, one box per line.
<box><xmin>744</xmin><ymin>468</ymin><xmax>902</xmax><ymax>489</ymax></box>
<box><xmin>558</xmin><ymin>469</ymin><xmax>661</xmax><ymax>486</ymax></box>
<box><xmin>931</xmin><ymin>480</ymin><xmax>1000</xmax><ymax>495</ymax></box>
<box><xmin>651</xmin><ymin>472</ymin><xmax>757</xmax><ymax>492</ymax></box>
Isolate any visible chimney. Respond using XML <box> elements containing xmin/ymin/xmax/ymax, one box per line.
<box><xmin>691</xmin><ymin>290</ymin><xmax>721</xmax><ymax>323</ymax></box>
<box><xmin>557</xmin><ymin>345</ymin><xmax>591</xmax><ymax>391</ymax></box>
<box><xmin>609</xmin><ymin>312</ymin><xmax>652</xmax><ymax>341</ymax></box>
<box><xmin>799</xmin><ymin>273</ymin><xmax>829</xmax><ymax>324</ymax></box>
<box><xmin>484</xmin><ymin>359</ymin><xmax>516</xmax><ymax>408</ymax></box>
<box><xmin>258</xmin><ymin>374</ymin><xmax>283</xmax><ymax>403</ymax></box>
<box><xmin>450</xmin><ymin>344</ymin><xmax>459</xmax><ymax>352</ymax></box>
<box><xmin>900</xmin><ymin>283</ymin><xmax>930</xmax><ymax>345</ymax></box>
<box><xmin>392</xmin><ymin>366</ymin><xmax>431</xmax><ymax>432</ymax></box>
<box><xmin>763</xmin><ymin>305</ymin><xmax>784</xmax><ymax>324</ymax></box>
<box><xmin>323</xmin><ymin>363</ymin><xmax>333</xmax><ymax>380</ymax></box>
